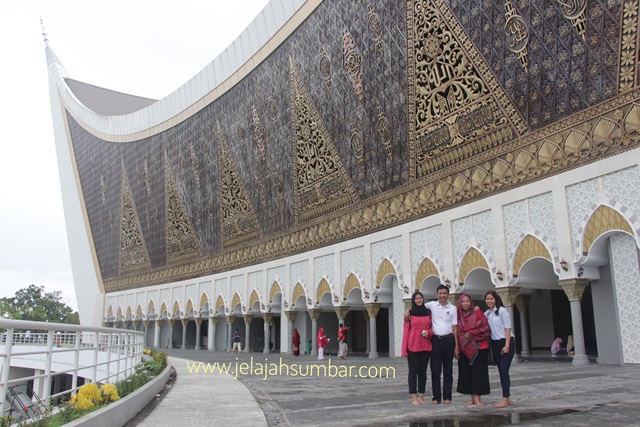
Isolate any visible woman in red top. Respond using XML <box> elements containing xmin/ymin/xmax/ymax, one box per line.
<box><xmin>402</xmin><ymin>291</ymin><xmax>433</xmax><ymax>406</ymax></box>
<box><xmin>456</xmin><ymin>294</ymin><xmax>490</xmax><ymax>406</ymax></box>
<box><xmin>317</xmin><ymin>328</ymin><xmax>329</xmax><ymax>360</ymax></box>
<box><xmin>292</xmin><ymin>328</ymin><xmax>301</xmax><ymax>356</ymax></box>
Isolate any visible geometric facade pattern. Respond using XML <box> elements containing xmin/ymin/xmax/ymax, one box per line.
<box><xmin>63</xmin><ymin>0</ymin><xmax>640</xmax><ymax>292</ymax></box>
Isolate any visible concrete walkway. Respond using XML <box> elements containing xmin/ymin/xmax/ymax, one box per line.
<box><xmin>139</xmin><ymin>350</ymin><xmax>640</xmax><ymax>426</ymax></box>
<box><xmin>135</xmin><ymin>355</ymin><xmax>267</xmax><ymax>426</ymax></box>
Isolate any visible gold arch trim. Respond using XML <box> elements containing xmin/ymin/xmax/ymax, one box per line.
<box><xmin>343</xmin><ymin>274</ymin><xmax>361</xmax><ymax>300</ymax></box>
<box><xmin>316</xmin><ymin>278</ymin><xmax>331</xmax><ymax>302</ymax></box>
<box><xmin>415</xmin><ymin>258</ymin><xmax>439</xmax><ymax>290</ymax></box>
<box><xmin>185</xmin><ymin>299</ymin><xmax>194</xmax><ymax>314</ymax></box>
<box><xmin>159</xmin><ymin>303</ymin><xmax>168</xmax><ymax>317</ymax></box>
<box><xmin>117</xmin><ymin>307</ymin><xmax>123</xmax><ymax>318</ymax></box>
<box><xmin>231</xmin><ymin>293</ymin><xmax>242</xmax><ymax>309</ymax></box>
<box><xmin>107</xmin><ymin>306</ymin><xmax>114</xmax><ymax>317</ymax></box>
<box><xmin>292</xmin><ymin>283</ymin><xmax>306</xmax><ymax>303</ymax></box>
<box><xmin>136</xmin><ymin>305</ymin><xmax>143</xmax><ymax>317</ymax></box>
<box><xmin>583</xmin><ymin>205</ymin><xmax>634</xmax><ymax>255</ymax></box>
<box><xmin>376</xmin><ymin>258</ymin><xmax>397</xmax><ymax>288</ymax></box>
<box><xmin>215</xmin><ymin>295</ymin><xmax>225</xmax><ymax>312</ymax></box>
<box><xmin>249</xmin><ymin>290</ymin><xmax>260</xmax><ymax>309</ymax></box>
<box><xmin>200</xmin><ymin>293</ymin><xmax>209</xmax><ymax>310</ymax></box>
<box><xmin>172</xmin><ymin>301</ymin><xmax>181</xmax><ymax>316</ymax></box>
<box><xmin>269</xmin><ymin>282</ymin><xmax>282</xmax><ymax>302</ymax></box>
<box><xmin>512</xmin><ymin>235</ymin><xmax>551</xmax><ymax>277</ymax></box>
<box><xmin>126</xmin><ymin>307</ymin><xmax>133</xmax><ymax>318</ymax></box>
<box><xmin>147</xmin><ymin>301</ymin><xmax>155</xmax><ymax>314</ymax></box>
<box><xmin>459</xmin><ymin>247</ymin><xmax>489</xmax><ymax>284</ymax></box>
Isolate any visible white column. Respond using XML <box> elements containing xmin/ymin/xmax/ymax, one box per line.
<box><xmin>244</xmin><ymin>315</ymin><xmax>252</xmax><ymax>353</ymax></box>
<box><xmin>181</xmin><ymin>320</ymin><xmax>188</xmax><ymax>349</ymax></box>
<box><xmin>195</xmin><ymin>319</ymin><xmax>202</xmax><ymax>350</ymax></box>
<box><xmin>208</xmin><ymin>317</ymin><xmax>217</xmax><ymax>350</ymax></box>
<box><xmin>309</xmin><ymin>310</ymin><xmax>321</xmax><ymax>356</ymax></box>
<box><xmin>560</xmin><ymin>279</ymin><xmax>590</xmax><ymax>366</ymax></box>
<box><xmin>366</xmin><ymin>304</ymin><xmax>381</xmax><ymax>359</ymax></box>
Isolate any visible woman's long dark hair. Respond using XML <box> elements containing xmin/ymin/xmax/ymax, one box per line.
<box><xmin>484</xmin><ymin>290</ymin><xmax>503</xmax><ymax>315</ymax></box>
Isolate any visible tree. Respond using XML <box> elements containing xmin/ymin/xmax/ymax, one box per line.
<box><xmin>0</xmin><ymin>284</ymin><xmax>79</xmax><ymax>325</ymax></box>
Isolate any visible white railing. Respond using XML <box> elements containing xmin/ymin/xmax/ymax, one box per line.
<box><xmin>0</xmin><ymin>319</ymin><xmax>144</xmax><ymax>415</ymax></box>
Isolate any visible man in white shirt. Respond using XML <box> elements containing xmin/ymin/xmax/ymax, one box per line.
<box><xmin>407</xmin><ymin>284</ymin><xmax>459</xmax><ymax>404</ymax></box>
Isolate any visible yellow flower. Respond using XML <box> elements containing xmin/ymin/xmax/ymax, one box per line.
<box><xmin>77</xmin><ymin>383</ymin><xmax>102</xmax><ymax>404</ymax></box>
<box><xmin>73</xmin><ymin>396</ymin><xmax>94</xmax><ymax>411</ymax></box>
<box><xmin>101</xmin><ymin>384</ymin><xmax>120</xmax><ymax>402</ymax></box>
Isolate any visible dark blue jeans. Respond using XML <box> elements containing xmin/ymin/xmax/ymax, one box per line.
<box><xmin>430</xmin><ymin>335</ymin><xmax>455</xmax><ymax>402</ymax></box>
<box><xmin>491</xmin><ymin>337</ymin><xmax>515</xmax><ymax>398</ymax></box>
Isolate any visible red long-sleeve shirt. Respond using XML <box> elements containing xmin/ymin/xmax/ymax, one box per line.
<box><xmin>402</xmin><ymin>315</ymin><xmax>433</xmax><ymax>356</ymax></box>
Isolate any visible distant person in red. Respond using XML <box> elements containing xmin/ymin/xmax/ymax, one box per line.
<box><xmin>338</xmin><ymin>324</ymin><xmax>349</xmax><ymax>360</ymax></box>
<box><xmin>292</xmin><ymin>328</ymin><xmax>301</xmax><ymax>356</ymax></box>
<box><xmin>317</xmin><ymin>328</ymin><xmax>330</xmax><ymax>360</ymax></box>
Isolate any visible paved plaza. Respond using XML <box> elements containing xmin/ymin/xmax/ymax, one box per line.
<box><xmin>134</xmin><ymin>349</ymin><xmax>640</xmax><ymax>426</ymax></box>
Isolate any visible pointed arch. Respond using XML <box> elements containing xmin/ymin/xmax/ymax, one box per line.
<box><xmin>415</xmin><ymin>257</ymin><xmax>439</xmax><ymax>290</ymax></box>
<box><xmin>231</xmin><ymin>293</ymin><xmax>242</xmax><ymax>310</ymax></box>
<box><xmin>147</xmin><ymin>300</ymin><xmax>156</xmax><ymax>315</ymax></box>
<box><xmin>215</xmin><ymin>295</ymin><xmax>225</xmax><ymax>312</ymax></box>
<box><xmin>458</xmin><ymin>247</ymin><xmax>489</xmax><ymax>285</ymax></box>
<box><xmin>249</xmin><ymin>290</ymin><xmax>261</xmax><ymax>309</ymax></box>
<box><xmin>107</xmin><ymin>306</ymin><xmax>114</xmax><ymax>318</ymax></box>
<box><xmin>343</xmin><ymin>273</ymin><xmax>361</xmax><ymax>300</ymax></box>
<box><xmin>316</xmin><ymin>278</ymin><xmax>332</xmax><ymax>302</ymax></box>
<box><xmin>126</xmin><ymin>306</ymin><xmax>133</xmax><ymax>318</ymax></box>
<box><xmin>172</xmin><ymin>301</ymin><xmax>181</xmax><ymax>316</ymax></box>
<box><xmin>199</xmin><ymin>293</ymin><xmax>209</xmax><ymax>310</ymax></box>
<box><xmin>583</xmin><ymin>205</ymin><xmax>634</xmax><ymax>255</ymax></box>
<box><xmin>292</xmin><ymin>283</ymin><xmax>306</xmax><ymax>303</ymax></box>
<box><xmin>376</xmin><ymin>258</ymin><xmax>398</xmax><ymax>289</ymax></box>
<box><xmin>136</xmin><ymin>305</ymin><xmax>143</xmax><ymax>318</ymax></box>
<box><xmin>159</xmin><ymin>302</ymin><xmax>168</xmax><ymax>318</ymax></box>
<box><xmin>117</xmin><ymin>307</ymin><xmax>123</xmax><ymax>318</ymax></box>
<box><xmin>269</xmin><ymin>281</ymin><xmax>282</xmax><ymax>302</ymax></box>
<box><xmin>512</xmin><ymin>235</ymin><xmax>552</xmax><ymax>277</ymax></box>
<box><xmin>185</xmin><ymin>299</ymin><xmax>194</xmax><ymax>315</ymax></box>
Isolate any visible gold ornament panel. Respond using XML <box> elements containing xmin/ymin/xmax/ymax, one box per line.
<box><xmin>582</xmin><ymin>205</ymin><xmax>634</xmax><ymax>255</ymax></box>
<box><xmin>512</xmin><ymin>235</ymin><xmax>552</xmax><ymax>277</ymax></box>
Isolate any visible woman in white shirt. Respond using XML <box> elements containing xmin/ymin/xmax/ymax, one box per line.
<box><xmin>484</xmin><ymin>290</ymin><xmax>515</xmax><ymax>408</ymax></box>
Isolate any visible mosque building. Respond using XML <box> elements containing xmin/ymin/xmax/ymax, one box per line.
<box><xmin>47</xmin><ymin>0</ymin><xmax>640</xmax><ymax>364</ymax></box>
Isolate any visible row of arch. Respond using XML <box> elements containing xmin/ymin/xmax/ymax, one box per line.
<box><xmin>106</xmin><ymin>203</ymin><xmax>639</xmax><ymax>322</ymax></box>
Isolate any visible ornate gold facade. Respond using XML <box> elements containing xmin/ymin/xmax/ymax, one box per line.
<box><xmin>61</xmin><ymin>0</ymin><xmax>640</xmax><ymax>292</ymax></box>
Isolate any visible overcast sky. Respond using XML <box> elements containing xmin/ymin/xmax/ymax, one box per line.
<box><xmin>0</xmin><ymin>0</ymin><xmax>270</xmax><ymax>311</ymax></box>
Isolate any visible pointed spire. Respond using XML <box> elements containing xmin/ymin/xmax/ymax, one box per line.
<box><xmin>40</xmin><ymin>16</ymin><xmax>49</xmax><ymax>45</ymax></box>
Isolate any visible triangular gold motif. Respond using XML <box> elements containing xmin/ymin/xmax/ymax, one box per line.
<box><xmin>164</xmin><ymin>153</ymin><xmax>201</xmax><ymax>262</ymax></box>
<box><xmin>289</xmin><ymin>57</ymin><xmax>358</xmax><ymax>223</ymax></box>
<box><xmin>407</xmin><ymin>0</ymin><xmax>527</xmax><ymax>179</ymax></box>
<box><xmin>119</xmin><ymin>165</ymin><xmax>151</xmax><ymax>272</ymax></box>
<box><xmin>216</xmin><ymin>121</ymin><xmax>262</xmax><ymax>246</ymax></box>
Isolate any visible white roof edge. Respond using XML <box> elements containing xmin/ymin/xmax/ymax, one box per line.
<box><xmin>55</xmin><ymin>0</ymin><xmax>308</xmax><ymax>137</ymax></box>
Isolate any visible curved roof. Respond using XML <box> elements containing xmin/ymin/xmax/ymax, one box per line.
<box><xmin>46</xmin><ymin>0</ymin><xmax>309</xmax><ymax>137</ymax></box>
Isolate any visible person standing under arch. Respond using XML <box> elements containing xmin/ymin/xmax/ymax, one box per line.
<box><xmin>292</xmin><ymin>328</ymin><xmax>301</xmax><ymax>356</ymax></box>
<box><xmin>456</xmin><ymin>294</ymin><xmax>490</xmax><ymax>406</ymax></box>
<box><xmin>405</xmin><ymin>284</ymin><xmax>459</xmax><ymax>404</ymax></box>
<box><xmin>484</xmin><ymin>290</ymin><xmax>515</xmax><ymax>408</ymax></box>
<box><xmin>317</xmin><ymin>328</ymin><xmax>330</xmax><ymax>360</ymax></box>
<box><xmin>402</xmin><ymin>291</ymin><xmax>433</xmax><ymax>406</ymax></box>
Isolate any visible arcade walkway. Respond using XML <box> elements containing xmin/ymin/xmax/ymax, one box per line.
<box><xmin>134</xmin><ymin>349</ymin><xmax>640</xmax><ymax>426</ymax></box>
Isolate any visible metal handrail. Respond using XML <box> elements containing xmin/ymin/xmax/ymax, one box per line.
<box><xmin>0</xmin><ymin>319</ymin><xmax>144</xmax><ymax>415</ymax></box>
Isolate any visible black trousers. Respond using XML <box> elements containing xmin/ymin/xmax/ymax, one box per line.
<box><xmin>407</xmin><ymin>350</ymin><xmax>430</xmax><ymax>394</ymax></box>
<box><xmin>430</xmin><ymin>335</ymin><xmax>455</xmax><ymax>402</ymax></box>
<box><xmin>457</xmin><ymin>348</ymin><xmax>490</xmax><ymax>396</ymax></box>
